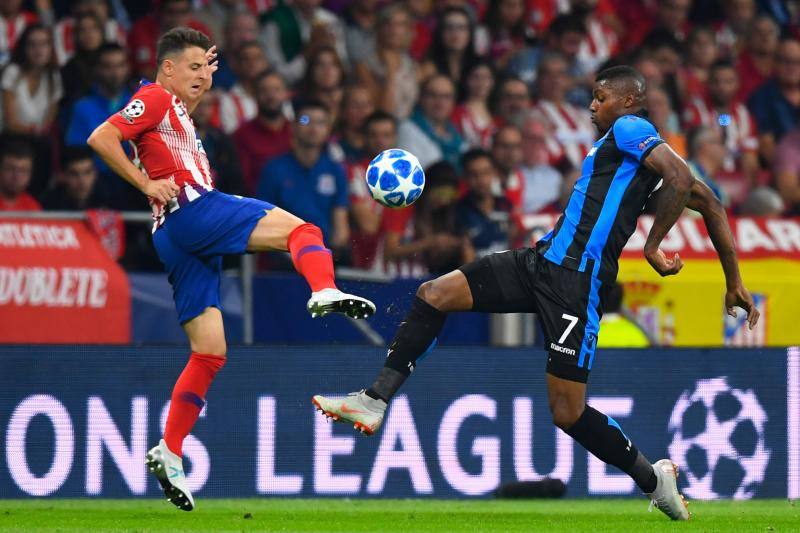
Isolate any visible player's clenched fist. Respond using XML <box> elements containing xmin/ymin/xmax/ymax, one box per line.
<box><xmin>144</xmin><ymin>179</ymin><xmax>180</xmax><ymax>204</ymax></box>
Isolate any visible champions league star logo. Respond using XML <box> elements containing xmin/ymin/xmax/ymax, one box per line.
<box><xmin>667</xmin><ymin>377</ymin><xmax>770</xmax><ymax>500</ymax></box>
<box><xmin>119</xmin><ymin>99</ymin><xmax>146</xmax><ymax>123</ymax></box>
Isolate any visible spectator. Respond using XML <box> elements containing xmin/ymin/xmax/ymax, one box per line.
<box><xmin>213</xmin><ymin>10</ymin><xmax>260</xmax><ymax>90</ymax></box>
<box><xmin>532</xmin><ymin>53</ymin><xmax>594</xmax><ymax>171</ymax></box>
<box><xmin>573</xmin><ymin>0</ymin><xmax>621</xmax><ymax>75</ymax></box>
<box><xmin>492</xmin><ymin>75</ymin><xmax>530</xmax><ymax>128</ymax></box>
<box><xmin>192</xmin><ymin>93</ymin><xmax>245</xmax><ymax>196</ymax></box>
<box><xmin>420</xmin><ymin>6</ymin><xmax>479</xmax><ymax>85</ymax></box>
<box><xmin>509</xmin><ymin>13</ymin><xmax>591</xmax><ymax>106</ymax></box>
<box><xmin>53</xmin><ymin>0</ymin><xmax>127</xmax><ymax>67</ymax></box>
<box><xmin>641</xmin><ymin>29</ymin><xmax>684</xmax><ymax>112</ymax></box>
<box><xmin>597</xmin><ymin>282</ymin><xmax>650</xmax><ymax>348</ymax></box>
<box><xmin>714</xmin><ymin>0</ymin><xmax>756</xmax><ymax>59</ymax></box>
<box><xmin>490</xmin><ymin>124</ymin><xmax>524</xmax><ymax>213</ymax></box>
<box><xmin>256</xmin><ymin>100</ymin><xmax>349</xmax><ymax>248</ymax></box>
<box><xmin>217</xmin><ymin>40</ymin><xmax>269</xmax><ymax>134</ymax></box>
<box><xmin>683</xmin><ymin>60</ymin><xmax>759</xmax><ymax>196</ymax></box>
<box><xmin>452</xmin><ymin>59</ymin><xmax>496</xmax><ymax>149</ymax></box>
<box><xmin>233</xmin><ymin>70</ymin><xmax>293</xmax><ymax>195</ymax></box>
<box><xmin>65</xmin><ymin>44</ymin><xmax>132</xmax><ymax>152</ymax></box>
<box><xmin>686</xmin><ymin>126</ymin><xmax>730</xmax><ymax>207</ymax></box>
<box><xmin>398</xmin><ymin>74</ymin><xmax>466</xmax><ymax>170</ymax></box>
<box><xmin>405</xmin><ymin>0</ymin><xmax>434</xmax><ymax>61</ymax></box>
<box><xmin>748</xmin><ymin>37</ymin><xmax>800</xmax><ymax>165</ymax></box>
<box><xmin>738</xmin><ymin>185</ymin><xmax>785</xmax><ymax>216</ymax></box>
<box><xmin>195</xmin><ymin>0</ymin><xmax>243</xmax><ymax>49</ymax></box>
<box><xmin>297</xmin><ymin>46</ymin><xmax>345</xmax><ymax>122</ymax></box>
<box><xmin>336</xmin><ymin>84</ymin><xmax>376</xmax><ymax>163</ymax></box>
<box><xmin>347</xmin><ymin>110</ymin><xmax>396</xmax><ymax>270</ymax></box>
<box><xmin>39</xmin><ymin>146</ymin><xmax>109</xmax><ymax>210</ymax></box>
<box><xmin>774</xmin><ymin>127</ymin><xmax>800</xmax><ymax>214</ymax></box>
<box><xmin>519</xmin><ymin>110</ymin><xmax>562</xmax><ymax>214</ymax></box>
<box><xmin>647</xmin><ymin>85</ymin><xmax>687</xmax><ymax>158</ymax></box>
<box><xmin>736</xmin><ymin>15</ymin><xmax>780</xmax><ymax>101</ymax></box>
<box><xmin>0</xmin><ymin>140</ymin><xmax>39</xmax><ymax>211</ymax></box>
<box><xmin>60</xmin><ymin>12</ymin><xmax>105</xmax><ymax>105</ymax></box>
<box><xmin>1</xmin><ymin>24</ymin><xmax>62</xmax><ymax>136</ymax></box>
<box><xmin>456</xmin><ymin>148</ymin><xmax>511</xmax><ymax>257</ymax></box>
<box><xmin>343</xmin><ymin>0</ymin><xmax>379</xmax><ymax>64</ymax></box>
<box><xmin>681</xmin><ymin>27</ymin><xmax>718</xmax><ymax>102</ymax></box>
<box><xmin>382</xmin><ymin>161</ymin><xmax>471</xmax><ymax>277</ymax></box>
<box><xmin>356</xmin><ymin>3</ymin><xmax>419</xmax><ymax>119</ymax></box>
<box><xmin>623</xmin><ymin>0</ymin><xmax>691</xmax><ymax>50</ymax></box>
<box><xmin>128</xmin><ymin>0</ymin><xmax>212</xmax><ymax>80</ymax></box>
<box><xmin>259</xmin><ymin>0</ymin><xmax>347</xmax><ymax>85</ymax></box>
<box><xmin>0</xmin><ymin>0</ymin><xmax>37</xmax><ymax>67</ymax></box>
<box><xmin>484</xmin><ymin>0</ymin><xmax>528</xmax><ymax>71</ymax></box>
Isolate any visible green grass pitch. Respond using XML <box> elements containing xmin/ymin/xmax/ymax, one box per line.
<box><xmin>0</xmin><ymin>499</ymin><xmax>797</xmax><ymax>532</ymax></box>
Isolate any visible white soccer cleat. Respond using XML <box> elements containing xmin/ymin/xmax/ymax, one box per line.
<box><xmin>145</xmin><ymin>439</ymin><xmax>195</xmax><ymax>511</ymax></box>
<box><xmin>312</xmin><ymin>390</ymin><xmax>387</xmax><ymax>436</ymax></box>
<box><xmin>647</xmin><ymin>459</ymin><xmax>690</xmax><ymax>520</ymax></box>
<box><xmin>307</xmin><ymin>288</ymin><xmax>376</xmax><ymax>319</ymax></box>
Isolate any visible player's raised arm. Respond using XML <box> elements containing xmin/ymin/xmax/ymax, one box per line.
<box><xmin>641</xmin><ymin>143</ymin><xmax>695</xmax><ymax>276</ymax></box>
<box><xmin>87</xmin><ymin>122</ymin><xmax>179</xmax><ymax>204</ymax></box>
<box><xmin>686</xmin><ymin>178</ymin><xmax>760</xmax><ymax>329</ymax></box>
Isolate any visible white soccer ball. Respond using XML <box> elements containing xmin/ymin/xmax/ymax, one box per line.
<box><xmin>667</xmin><ymin>377</ymin><xmax>770</xmax><ymax>500</ymax></box>
<box><xmin>365</xmin><ymin>149</ymin><xmax>425</xmax><ymax>208</ymax></box>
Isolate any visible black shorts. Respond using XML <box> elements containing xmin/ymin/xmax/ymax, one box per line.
<box><xmin>459</xmin><ymin>248</ymin><xmax>606</xmax><ymax>383</ymax></box>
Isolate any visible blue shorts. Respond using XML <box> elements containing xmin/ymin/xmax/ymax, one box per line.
<box><xmin>153</xmin><ymin>190</ymin><xmax>274</xmax><ymax>324</ymax></box>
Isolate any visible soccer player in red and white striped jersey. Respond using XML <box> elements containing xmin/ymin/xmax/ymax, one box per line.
<box><xmin>88</xmin><ymin>27</ymin><xmax>374</xmax><ymax>512</ymax></box>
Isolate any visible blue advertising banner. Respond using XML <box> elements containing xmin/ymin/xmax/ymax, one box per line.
<box><xmin>0</xmin><ymin>346</ymin><xmax>797</xmax><ymax>500</ymax></box>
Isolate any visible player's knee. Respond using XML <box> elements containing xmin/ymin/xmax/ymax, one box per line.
<box><xmin>416</xmin><ymin>279</ymin><xmax>449</xmax><ymax>310</ymax></box>
<box><xmin>193</xmin><ymin>339</ymin><xmax>227</xmax><ymax>357</ymax></box>
<box><xmin>549</xmin><ymin>396</ymin><xmax>583</xmax><ymax>430</ymax></box>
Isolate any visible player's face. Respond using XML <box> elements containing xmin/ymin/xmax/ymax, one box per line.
<box><xmin>590</xmin><ymin>82</ymin><xmax>631</xmax><ymax>132</ymax></box>
<box><xmin>365</xmin><ymin>120</ymin><xmax>397</xmax><ymax>155</ymax></box>
<box><xmin>165</xmin><ymin>46</ymin><xmax>210</xmax><ymax>104</ymax></box>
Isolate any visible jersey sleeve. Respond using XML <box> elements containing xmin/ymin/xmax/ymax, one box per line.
<box><xmin>612</xmin><ymin>115</ymin><xmax>664</xmax><ymax>162</ymax></box>
<box><xmin>106</xmin><ymin>87</ymin><xmax>172</xmax><ymax>141</ymax></box>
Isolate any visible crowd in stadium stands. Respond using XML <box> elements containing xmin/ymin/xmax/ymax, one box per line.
<box><xmin>0</xmin><ymin>0</ymin><xmax>799</xmax><ymax>275</ymax></box>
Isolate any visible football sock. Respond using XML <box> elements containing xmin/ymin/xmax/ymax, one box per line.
<box><xmin>287</xmin><ymin>223</ymin><xmax>336</xmax><ymax>293</ymax></box>
<box><xmin>565</xmin><ymin>405</ymin><xmax>657</xmax><ymax>493</ymax></box>
<box><xmin>367</xmin><ymin>297</ymin><xmax>446</xmax><ymax>401</ymax></box>
<box><xmin>164</xmin><ymin>353</ymin><xmax>226</xmax><ymax>457</ymax></box>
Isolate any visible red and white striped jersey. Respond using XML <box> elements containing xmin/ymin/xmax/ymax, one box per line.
<box><xmin>217</xmin><ymin>83</ymin><xmax>257</xmax><ymax>134</ymax></box>
<box><xmin>534</xmin><ymin>99</ymin><xmax>595</xmax><ymax>170</ymax></box>
<box><xmin>107</xmin><ymin>82</ymin><xmax>214</xmax><ymax>222</ymax></box>
<box><xmin>0</xmin><ymin>11</ymin><xmax>37</xmax><ymax>66</ymax></box>
<box><xmin>53</xmin><ymin>17</ymin><xmax>127</xmax><ymax>66</ymax></box>
<box><xmin>683</xmin><ymin>97</ymin><xmax>758</xmax><ymax>172</ymax></box>
<box><xmin>577</xmin><ymin>18</ymin><xmax>619</xmax><ymax>74</ymax></box>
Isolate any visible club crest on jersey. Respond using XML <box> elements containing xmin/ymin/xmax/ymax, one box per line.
<box><xmin>119</xmin><ymin>99</ymin><xmax>145</xmax><ymax>123</ymax></box>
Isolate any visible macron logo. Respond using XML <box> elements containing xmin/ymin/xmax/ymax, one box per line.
<box><xmin>550</xmin><ymin>343</ymin><xmax>576</xmax><ymax>356</ymax></box>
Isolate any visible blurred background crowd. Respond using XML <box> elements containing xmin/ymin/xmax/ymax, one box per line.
<box><xmin>0</xmin><ymin>0</ymin><xmax>799</xmax><ymax>277</ymax></box>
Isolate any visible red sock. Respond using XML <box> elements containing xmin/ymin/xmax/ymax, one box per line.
<box><xmin>163</xmin><ymin>353</ymin><xmax>225</xmax><ymax>456</ymax></box>
<box><xmin>287</xmin><ymin>223</ymin><xmax>337</xmax><ymax>292</ymax></box>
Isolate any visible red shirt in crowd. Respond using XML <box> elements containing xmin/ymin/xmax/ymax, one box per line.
<box><xmin>232</xmin><ymin>117</ymin><xmax>292</xmax><ymax>195</ymax></box>
<box><xmin>346</xmin><ymin>158</ymin><xmax>383</xmax><ymax>269</ymax></box>
<box><xmin>735</xmin><ymin>51</ymin><xmax>771</xmax><ymax>102</ymax></box>
<box><xmin>0</xmin><ymin>193</ymin><xmax>42</xmax><ymax>211</ymax></box>
<box><xmin>128</xmin><ymin>15</ymin><xmax>212</xmax><ymax>79</ymax></box>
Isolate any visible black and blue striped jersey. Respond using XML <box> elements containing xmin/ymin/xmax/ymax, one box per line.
<box><xmin>537</xmin><ymin>112</ymin><xmax>665</xmax><ymax>282</ymax></box>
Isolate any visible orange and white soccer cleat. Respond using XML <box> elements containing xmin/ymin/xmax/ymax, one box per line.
<box><xmin>312</xmin><ymin>390</ymin><xmax>387</xmax><ymax>435</ymax></box>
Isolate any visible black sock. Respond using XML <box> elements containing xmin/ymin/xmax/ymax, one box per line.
<box><xmin>368</xmin><ymin>296</ymin><xmax>447</xmax><ymax>401</ymax></box>
<box><xmin>565</xmin><ymin>405</ymin><xmax>657</xmax><ymax>493</ymax></box>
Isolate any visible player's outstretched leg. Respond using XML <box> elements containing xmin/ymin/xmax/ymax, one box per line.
<box><xmin>247</xmin><ymin>208</ymin><xmax>375</xmax><ymax>319</ymax></box>
<box><xmin>313</xmin><ymin>270</ymin><xmax>472</xmax><ymax>434</ymax></box>
<box><xmin>548</xmin><ymin>374</ymin><xmax>689</xmax><ymax>520</ymax></box>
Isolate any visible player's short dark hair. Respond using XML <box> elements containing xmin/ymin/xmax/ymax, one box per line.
<box><xmin>0</xmin><ymin>140</ymin><xmax>34</xmax><ymax>164</ymax></box>
<box><xmin>595</xmin><ymin>65</ymin><xmax>646</xmax><ymax>96</ymax></box>
<box><xmin>363</xmin><ymin>110</ymin><xmax>396</xmax><ymax>133</ymax></box>
<box><xmin>461</xmin><ymin>148</ymin><xmax>494</xmax><ymax>172</ymax></box>
<box><xmin>156</xmin><ymin>27</ymin><xmax>212</xmax><ymax>66</ymax></box>
<box><xmin>709</xmin><ymin>59</ymin><xmax>736</xmax><ymax>76</ymax></box>
<box><xmin>61</xmin><ymin>146</ymin><xmax>95</xmax><ymax>169</ymax></box>
<box><xmin>294</xmin><ymin>98</ymin><xmax>330</xmax><ymax>118</ymax></box>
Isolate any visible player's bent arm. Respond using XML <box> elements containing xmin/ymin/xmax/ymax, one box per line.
<box><xmin>642</xmin><ymin>143</ymin><xmax>695</xmax><ymax>276</ymax></box>
<box><xmin>686</xmin><ymin>179</ymin><xmax>760</xmax><ymax>328</ymax></box>
<box><xmin>87</xmin><ymin>122</ymin><xmax>179</xmax><ymax>204</ymax></box>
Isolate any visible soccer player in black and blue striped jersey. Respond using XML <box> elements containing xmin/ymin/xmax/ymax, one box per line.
<box><xmin>313</xmin><ymin>66</ymin><xmax>760</xmax><ymax>520</ymax></box>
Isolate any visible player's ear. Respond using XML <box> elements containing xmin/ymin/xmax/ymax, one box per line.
<box><xmin>161</xmin><ymin>59</ymin><xmax>174</xmax><ymax>77</ymax></box>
